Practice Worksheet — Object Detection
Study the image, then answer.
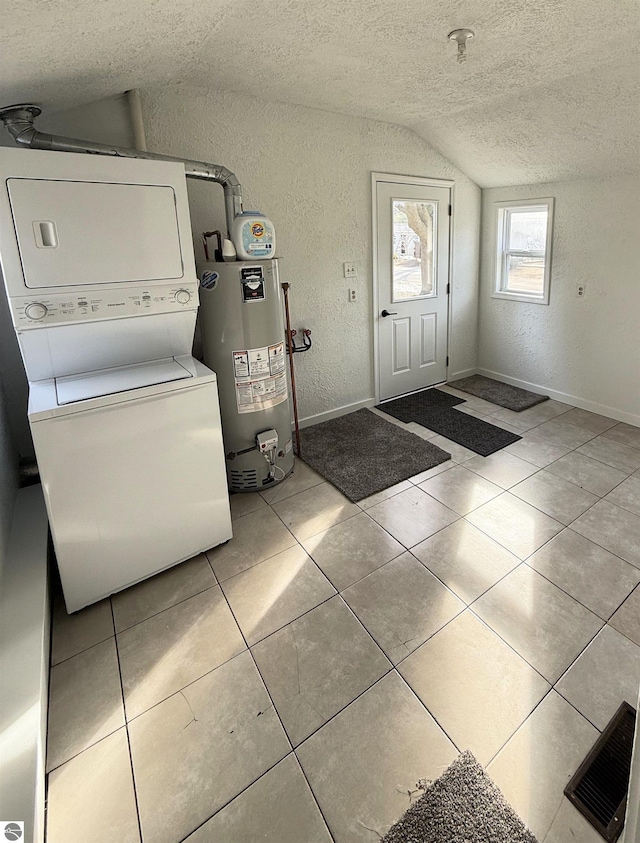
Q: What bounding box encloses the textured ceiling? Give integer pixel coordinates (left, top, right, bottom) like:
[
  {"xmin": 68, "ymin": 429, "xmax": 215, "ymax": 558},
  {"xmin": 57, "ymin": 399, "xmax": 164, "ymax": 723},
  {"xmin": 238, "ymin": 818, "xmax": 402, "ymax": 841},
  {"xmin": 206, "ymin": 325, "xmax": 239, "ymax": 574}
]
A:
[{"xmin": 2, "ymin": 0, "xmax": 638, "ymax": 186}]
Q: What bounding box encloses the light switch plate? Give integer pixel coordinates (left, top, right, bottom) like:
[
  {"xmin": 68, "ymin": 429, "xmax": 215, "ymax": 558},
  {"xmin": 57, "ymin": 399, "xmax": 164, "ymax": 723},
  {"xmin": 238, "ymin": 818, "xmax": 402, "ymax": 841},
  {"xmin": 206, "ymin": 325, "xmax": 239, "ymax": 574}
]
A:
[{"xmin": 343, "ymin": 262, "xmax": 357, "ymax": 278}]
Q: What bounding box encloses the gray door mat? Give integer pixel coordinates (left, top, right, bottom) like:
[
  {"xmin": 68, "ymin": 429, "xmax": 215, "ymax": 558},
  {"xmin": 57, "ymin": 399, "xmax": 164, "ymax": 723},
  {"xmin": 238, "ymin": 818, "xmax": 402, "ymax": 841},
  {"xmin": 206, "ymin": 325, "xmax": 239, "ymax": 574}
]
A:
[
  {"xmin": 410, "ymin": 407, "xmax": 521, "ymax": 456},
  {"xmin": 381, "ymin": 750, "xmax": 539, "ymax": 843},
  {"xmin": 375, "ymin": 388, "xmax": 465, "ymax": 423},
  {"xmin": 299, "ymin": 408, "xmax": 451, "ymax": 502},
  {"xmin": 449, "ymin": 374, "xmax": 549, "ymax": 412}
]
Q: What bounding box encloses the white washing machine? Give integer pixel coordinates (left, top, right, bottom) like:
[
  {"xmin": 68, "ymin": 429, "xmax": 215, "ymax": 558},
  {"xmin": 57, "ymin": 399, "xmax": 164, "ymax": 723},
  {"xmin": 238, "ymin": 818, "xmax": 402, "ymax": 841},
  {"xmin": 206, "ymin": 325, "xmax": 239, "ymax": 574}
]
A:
[{"xmin": 0, "ymin": 147, "xmax": 232, "ymax": 612}]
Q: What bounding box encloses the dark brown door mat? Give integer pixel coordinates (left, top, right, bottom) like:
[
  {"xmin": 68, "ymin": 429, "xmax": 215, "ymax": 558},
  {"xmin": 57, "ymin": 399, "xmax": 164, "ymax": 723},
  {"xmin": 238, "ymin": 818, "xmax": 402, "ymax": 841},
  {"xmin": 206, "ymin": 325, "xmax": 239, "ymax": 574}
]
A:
[
  {"xmin": 564, "ymin": 700, "xmax": 636, "ymax": 842},
  {"xmin": 299, "ymin": 408, "xmax": 451, "ymax": 502},
  {"xmin": 382, "ymin": 750, "xmax": 538, "ymax": 843},
  {"xmin": 408, "ymin": 407, "xmax": 521, "ymax": 456},
  {"xmin": 448, "ymin": 374, "xmax": 549, "ymax": 412},
  {"xmin": 375, "ymin": 388, "xmax": 465, "ymax": 423}
]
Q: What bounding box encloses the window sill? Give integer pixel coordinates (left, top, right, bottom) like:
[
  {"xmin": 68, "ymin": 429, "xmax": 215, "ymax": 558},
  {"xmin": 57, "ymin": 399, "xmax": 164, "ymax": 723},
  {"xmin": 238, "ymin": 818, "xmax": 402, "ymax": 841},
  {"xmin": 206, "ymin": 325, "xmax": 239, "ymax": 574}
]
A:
[{"xmin": 492, "ymin": 290, "xmax": 549, "ymax": 305}]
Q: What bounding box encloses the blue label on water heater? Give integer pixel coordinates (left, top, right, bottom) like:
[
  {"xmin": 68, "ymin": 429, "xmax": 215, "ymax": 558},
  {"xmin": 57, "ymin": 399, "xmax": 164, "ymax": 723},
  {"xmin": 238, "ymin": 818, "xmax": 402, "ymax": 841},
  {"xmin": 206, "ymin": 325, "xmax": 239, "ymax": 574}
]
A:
[{"xmin": 200, "ymin": 270, "xmax": 219, "ymax": 290}]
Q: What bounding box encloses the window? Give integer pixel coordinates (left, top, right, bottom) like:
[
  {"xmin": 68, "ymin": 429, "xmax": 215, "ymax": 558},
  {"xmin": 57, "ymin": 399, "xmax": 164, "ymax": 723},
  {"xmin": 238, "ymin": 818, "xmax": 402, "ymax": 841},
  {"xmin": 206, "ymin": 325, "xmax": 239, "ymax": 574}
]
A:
[{"xmin": 493, "ymin": 198, "xmax": 554, "ymax": 304}]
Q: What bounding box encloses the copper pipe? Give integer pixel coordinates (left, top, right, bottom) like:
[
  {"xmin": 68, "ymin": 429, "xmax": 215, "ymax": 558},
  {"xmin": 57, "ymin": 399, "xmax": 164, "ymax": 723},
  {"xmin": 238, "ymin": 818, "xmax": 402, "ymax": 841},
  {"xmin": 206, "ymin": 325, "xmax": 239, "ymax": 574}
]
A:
[{"xmin": 282, "ymin": 282, "xmax": 301, "ymax": 457}]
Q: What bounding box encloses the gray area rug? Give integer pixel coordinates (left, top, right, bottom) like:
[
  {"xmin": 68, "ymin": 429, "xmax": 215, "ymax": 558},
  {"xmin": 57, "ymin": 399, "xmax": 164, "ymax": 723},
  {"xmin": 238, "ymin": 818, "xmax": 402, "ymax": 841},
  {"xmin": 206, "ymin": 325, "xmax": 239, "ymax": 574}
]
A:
[
  {"xmin": 449, "ymin": 375, "xmax": 549, "ymax": 412},
  {"xmin": 299, "ymin": 409, "xmax": 451, "ymax": 502},
  {"xmin": 382, "ymin": 751, "xmax": 539, "ymax": 843},
  {"xmin": 375, "ymin": 388, "xmax": 465, "ymax": 423},
  {"xmin": 410, "ymin": 407, "xmax": 521, "ymax": 456}
]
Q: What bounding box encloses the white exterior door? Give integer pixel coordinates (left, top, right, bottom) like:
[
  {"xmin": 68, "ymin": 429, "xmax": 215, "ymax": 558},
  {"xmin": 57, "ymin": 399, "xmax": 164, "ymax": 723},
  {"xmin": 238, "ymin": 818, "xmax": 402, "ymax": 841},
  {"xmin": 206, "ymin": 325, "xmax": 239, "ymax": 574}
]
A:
[{"xmin": 374, "ymin": 175, "xmax": 451, "ymax": 401}]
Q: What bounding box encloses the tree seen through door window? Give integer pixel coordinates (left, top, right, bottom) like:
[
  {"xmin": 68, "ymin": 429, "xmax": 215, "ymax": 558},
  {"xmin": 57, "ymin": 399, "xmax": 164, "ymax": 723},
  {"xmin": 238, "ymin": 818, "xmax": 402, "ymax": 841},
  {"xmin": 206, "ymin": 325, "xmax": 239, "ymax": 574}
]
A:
[{"xmin": 392, "ymin": 200, "xmax": 436, "ymax": 299}]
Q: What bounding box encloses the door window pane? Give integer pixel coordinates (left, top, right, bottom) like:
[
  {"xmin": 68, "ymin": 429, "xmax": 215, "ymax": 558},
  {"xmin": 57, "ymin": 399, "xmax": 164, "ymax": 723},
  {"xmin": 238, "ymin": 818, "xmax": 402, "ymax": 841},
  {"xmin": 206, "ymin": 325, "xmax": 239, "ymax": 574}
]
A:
[{"xmin": 392, "ymin": 200, "xmax": 436, "ymax": 300}]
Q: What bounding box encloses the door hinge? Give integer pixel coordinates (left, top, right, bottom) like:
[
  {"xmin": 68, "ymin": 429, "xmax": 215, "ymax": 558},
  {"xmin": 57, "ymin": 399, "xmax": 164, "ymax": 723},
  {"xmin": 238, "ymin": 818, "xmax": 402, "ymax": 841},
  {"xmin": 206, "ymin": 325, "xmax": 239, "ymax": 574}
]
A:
[
  {"xmin": 446, "ymin": 355, "xmax": 449, "ymax": 366},
  {"xmin": 448, "ymin": 204, "xmax": 452, "ymax": 216},
  {"xmin": 446, "ymin": 282, "xmax": 450, "ymax": 295}
]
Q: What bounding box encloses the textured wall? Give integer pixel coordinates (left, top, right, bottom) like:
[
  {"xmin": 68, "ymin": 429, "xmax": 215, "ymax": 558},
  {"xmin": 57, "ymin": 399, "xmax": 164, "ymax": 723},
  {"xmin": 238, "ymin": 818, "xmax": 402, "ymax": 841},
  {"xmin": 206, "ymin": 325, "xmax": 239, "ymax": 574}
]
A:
[
  {"xmin": 479, "ymin": 176, "xmax": 640, "ymax": 422},
  {"xmin": 141, "ymin": 84, "xmax": 480, "ymax": 420}
]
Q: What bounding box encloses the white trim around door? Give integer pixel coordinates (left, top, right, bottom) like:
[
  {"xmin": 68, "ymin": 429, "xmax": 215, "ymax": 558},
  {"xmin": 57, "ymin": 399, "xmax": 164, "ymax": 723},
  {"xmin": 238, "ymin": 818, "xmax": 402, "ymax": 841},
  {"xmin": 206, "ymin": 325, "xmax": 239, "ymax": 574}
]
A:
[{"xmin": 372, "ymin": 172, "xmax": 454, "ymax": 403}]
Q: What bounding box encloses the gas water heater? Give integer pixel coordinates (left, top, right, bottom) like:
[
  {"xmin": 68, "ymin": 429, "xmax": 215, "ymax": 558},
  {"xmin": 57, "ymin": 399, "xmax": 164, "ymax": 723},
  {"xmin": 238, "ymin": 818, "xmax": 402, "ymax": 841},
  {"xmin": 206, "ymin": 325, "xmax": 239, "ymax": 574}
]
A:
[{"xmin": 198, "ymin": 258, "xmax": 294, "ymax": 491}]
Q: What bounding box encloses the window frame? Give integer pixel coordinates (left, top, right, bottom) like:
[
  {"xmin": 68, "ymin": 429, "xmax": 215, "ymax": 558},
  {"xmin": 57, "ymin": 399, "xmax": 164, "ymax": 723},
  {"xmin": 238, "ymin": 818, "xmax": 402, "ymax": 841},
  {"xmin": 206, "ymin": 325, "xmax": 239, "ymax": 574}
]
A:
[{"xmin": 492, "ymin": 197, "xmax": 554, "ymax": 305}]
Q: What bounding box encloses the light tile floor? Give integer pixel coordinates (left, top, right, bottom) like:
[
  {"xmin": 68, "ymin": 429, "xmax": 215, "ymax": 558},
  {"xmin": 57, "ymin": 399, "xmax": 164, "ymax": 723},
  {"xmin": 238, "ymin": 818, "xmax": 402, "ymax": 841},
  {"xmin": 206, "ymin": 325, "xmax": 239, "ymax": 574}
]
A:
[{"xmin": 46, "ymin": 399, "xmax": 640, "ymax": 843}]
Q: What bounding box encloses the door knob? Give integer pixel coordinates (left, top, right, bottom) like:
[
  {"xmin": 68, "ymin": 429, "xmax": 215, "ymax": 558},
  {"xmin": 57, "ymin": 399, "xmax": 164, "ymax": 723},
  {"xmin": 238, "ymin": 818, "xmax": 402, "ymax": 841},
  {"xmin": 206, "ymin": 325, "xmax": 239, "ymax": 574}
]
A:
[{"xmin": 381, "ymin": 309, "xmax": 398, "ymax": 317}]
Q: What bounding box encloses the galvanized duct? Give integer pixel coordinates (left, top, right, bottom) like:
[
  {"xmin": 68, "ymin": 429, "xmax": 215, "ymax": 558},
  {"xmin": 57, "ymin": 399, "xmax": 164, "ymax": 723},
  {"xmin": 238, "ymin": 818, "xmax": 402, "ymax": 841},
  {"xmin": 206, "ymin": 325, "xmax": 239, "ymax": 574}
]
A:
[{"xmin": 0, "ymin": 104, "xmax": 243, "ymax": 236}]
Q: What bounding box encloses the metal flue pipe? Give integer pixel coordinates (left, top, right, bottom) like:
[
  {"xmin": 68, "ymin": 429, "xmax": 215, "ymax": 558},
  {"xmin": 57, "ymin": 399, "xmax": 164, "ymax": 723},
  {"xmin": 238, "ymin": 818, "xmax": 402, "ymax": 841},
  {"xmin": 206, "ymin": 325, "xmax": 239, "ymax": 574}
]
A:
[{"xmin": 0, "ymin": 104, "xmax": 243, "ymax": 236}]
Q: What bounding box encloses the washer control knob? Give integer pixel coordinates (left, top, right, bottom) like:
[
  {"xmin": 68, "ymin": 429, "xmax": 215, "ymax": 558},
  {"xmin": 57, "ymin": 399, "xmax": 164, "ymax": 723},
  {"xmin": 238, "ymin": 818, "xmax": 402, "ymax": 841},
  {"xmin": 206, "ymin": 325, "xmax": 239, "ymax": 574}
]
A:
[
  {"xmin": 25, "ymin": 303, "xmax": 48, "ymax": 321},
  {"xmin": 175, "ymin": 289, "xmax": 191, "ymax": 304}
]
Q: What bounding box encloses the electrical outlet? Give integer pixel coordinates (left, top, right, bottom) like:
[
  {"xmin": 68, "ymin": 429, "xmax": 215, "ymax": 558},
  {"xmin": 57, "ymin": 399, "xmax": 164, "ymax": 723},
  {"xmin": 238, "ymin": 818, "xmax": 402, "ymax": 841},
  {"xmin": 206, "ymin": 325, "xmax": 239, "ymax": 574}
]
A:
[
  {"xmin": 577, "ymin": 283, "xmax": 586, "ymax": 298},
  {"xmin": 343, "ymin": 262, "xmax": 357, "ymax": 278},
  {"xmin": 348, "ymin": 288, "xmax": 357, "ymax": 302}
]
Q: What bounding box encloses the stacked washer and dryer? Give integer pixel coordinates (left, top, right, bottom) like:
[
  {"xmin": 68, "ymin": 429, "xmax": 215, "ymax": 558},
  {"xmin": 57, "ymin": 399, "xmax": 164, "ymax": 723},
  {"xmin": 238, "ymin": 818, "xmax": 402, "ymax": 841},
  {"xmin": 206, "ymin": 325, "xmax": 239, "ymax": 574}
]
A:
[{"xmin": 0, "ymin": 147, "xmax": 233, "ymax": 612}]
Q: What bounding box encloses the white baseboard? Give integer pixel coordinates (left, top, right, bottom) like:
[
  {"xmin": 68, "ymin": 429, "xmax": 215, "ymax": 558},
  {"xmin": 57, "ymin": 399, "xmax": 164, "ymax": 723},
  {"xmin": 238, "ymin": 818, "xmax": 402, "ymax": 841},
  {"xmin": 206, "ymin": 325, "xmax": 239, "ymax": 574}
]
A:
[
  {"xmin": 296, "ymin": 376, "xmax": 640, "ymax": 430},
  {"xmin": 477, "ymin": 368, "xmax": 640, "ymax": 427},
  {"xmin": 298, "ymin": 397, "xmax": 376, "ymax": 429},
  {"xmin": 448, "ymin": 367, "xmax": 477, "ymax": 381}
]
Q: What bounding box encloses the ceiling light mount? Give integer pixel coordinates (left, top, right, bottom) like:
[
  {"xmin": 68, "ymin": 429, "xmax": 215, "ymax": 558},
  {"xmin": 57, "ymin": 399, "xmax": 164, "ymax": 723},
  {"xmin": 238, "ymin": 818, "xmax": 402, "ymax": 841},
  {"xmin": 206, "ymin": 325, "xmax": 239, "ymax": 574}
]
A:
[{"xmin": 448, "ymin": 29, "xmax": 475, "ymax": 64}]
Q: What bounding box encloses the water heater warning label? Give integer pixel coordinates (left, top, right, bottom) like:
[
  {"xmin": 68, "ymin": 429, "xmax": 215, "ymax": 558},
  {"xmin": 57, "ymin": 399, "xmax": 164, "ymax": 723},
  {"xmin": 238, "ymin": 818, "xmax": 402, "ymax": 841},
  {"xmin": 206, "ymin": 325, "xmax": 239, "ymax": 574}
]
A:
[
  {"xmin": 233, "ymin": 343, "xmax": 288, "ymax": 413},
  {"xmin": 233, "ymin": 351, "xmax": 249, "ymax": 379},
  {"xmin": 269, "ymin": 342, "xmax": 285, "ymax": 375},
  {"xmin": 248, "ymin": 348, "xmax": 269, "ymax": 377}
]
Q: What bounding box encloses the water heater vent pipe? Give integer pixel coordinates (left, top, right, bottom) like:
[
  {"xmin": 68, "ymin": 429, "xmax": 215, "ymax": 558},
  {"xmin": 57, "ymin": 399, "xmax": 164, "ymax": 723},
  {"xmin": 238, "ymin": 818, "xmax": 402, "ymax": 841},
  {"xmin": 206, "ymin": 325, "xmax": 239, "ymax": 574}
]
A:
[{"xmin": 0, "ymin": 104, "xmax": 243, "ymax": 236}]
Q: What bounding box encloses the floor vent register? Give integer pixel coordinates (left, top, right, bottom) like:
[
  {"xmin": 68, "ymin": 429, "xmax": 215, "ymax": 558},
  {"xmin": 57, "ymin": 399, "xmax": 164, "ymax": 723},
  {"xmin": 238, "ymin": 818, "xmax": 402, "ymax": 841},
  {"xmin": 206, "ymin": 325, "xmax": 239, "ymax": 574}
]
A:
[{"xmin": 565, "ymin": 701, "xmax": 637, "ymax": 842}]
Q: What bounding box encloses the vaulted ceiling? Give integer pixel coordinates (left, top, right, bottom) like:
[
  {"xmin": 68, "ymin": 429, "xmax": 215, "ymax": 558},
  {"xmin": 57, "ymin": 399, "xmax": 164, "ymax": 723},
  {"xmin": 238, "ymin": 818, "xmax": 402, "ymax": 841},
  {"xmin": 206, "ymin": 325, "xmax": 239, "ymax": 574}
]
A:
[{"xmin": 2, "ymin": 0, "xmax": 638, "ymax": 186}]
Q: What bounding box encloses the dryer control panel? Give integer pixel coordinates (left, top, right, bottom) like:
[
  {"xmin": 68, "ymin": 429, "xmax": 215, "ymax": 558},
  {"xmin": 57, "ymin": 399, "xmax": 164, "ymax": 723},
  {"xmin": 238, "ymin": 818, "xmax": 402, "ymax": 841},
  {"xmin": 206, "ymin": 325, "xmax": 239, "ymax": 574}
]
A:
[{"xmin": 12, "ymin": 282, "xmax": 199, "ymax": 329}]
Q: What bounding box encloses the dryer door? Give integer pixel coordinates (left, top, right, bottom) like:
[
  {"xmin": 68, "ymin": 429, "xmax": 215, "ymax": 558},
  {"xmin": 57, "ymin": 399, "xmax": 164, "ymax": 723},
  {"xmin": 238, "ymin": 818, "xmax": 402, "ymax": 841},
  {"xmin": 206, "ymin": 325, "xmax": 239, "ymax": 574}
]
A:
[{"xmin": 7, "ymin": 178, "xmax": 184, "ymax": 288}]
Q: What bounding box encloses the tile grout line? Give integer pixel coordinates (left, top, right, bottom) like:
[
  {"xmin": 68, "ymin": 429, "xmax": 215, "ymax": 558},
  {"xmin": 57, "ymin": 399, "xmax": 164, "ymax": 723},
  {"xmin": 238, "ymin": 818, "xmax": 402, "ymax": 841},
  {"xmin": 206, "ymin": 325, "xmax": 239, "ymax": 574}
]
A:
[
  {"xmin": 164, "ymin": 586, "xmax": 304, "ymax": 842},
  {"xmin": 219, "ymin": 584, "xmax": 338, "ymax": 843},
  {"xmin": 48, "ymin": 626, "xmax": 116, "ymax": 668},
  {"xmin": 391, "ymin": 668, "xmax": 465, "ymax": 758},
  {"xmin": 435, "ymin": 450, "xmax": 640, "ymax": 727},
  {"xmin": 274, "ymin": 460, "xmax": 635, "ymax": 642},
  {"xmin": 410, "ymin": 545, "xmax": 519, "ymax": 612},
  {"xmin": 550, "ymin": 621, "xmax": 626, "ymax": 719},
  {"xmin": 113, "ymin": 580, "xmax": 219, "ymax": 638},
  {"xmin": 606, "ymin": 582, "xmax": 640, "ymax": 642},
  {"xmin": 463, "ymin": 569, "xmax": 606, "ymax": 689},
  {"xmin": 109, "ymin": 598, "xmax": 144, "ymax": 843},
  {"xmin": 519, "ymin": 555, "xmax": 635, "ymax": 623},
  {"xmin": 291, "ymin": 667, "xmax": 460, "ymax": 840},
  {"xmin": 448, "ymin": 581, "xmax": 555, "ymax": 687},
  {"xmin": 456, "ymin": 451, "xmax": 637, "ymax": 568},
  {"xmin": 483, "ymin": 685, "xmax": 557, "ymax": 769},
  {"xmin": 207, "ymin": 542, "xmax": 470, "ymax": 841}
]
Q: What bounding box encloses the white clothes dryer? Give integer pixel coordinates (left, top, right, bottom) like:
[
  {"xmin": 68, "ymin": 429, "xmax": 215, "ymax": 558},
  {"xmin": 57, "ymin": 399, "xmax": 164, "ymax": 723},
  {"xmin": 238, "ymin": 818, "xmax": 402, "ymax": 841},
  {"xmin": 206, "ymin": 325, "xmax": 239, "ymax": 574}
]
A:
[{"xmin": 0, "ymin": 148, "xmax": 232, "ymax": 612}]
